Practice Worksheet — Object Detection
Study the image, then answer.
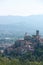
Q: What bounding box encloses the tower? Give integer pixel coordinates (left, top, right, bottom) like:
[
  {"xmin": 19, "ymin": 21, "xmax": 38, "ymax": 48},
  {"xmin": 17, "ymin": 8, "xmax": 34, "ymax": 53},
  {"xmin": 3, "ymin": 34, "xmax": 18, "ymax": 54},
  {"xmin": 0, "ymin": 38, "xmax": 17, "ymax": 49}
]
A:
[{"xmin": 36, "ymin": 30, "xmax": 39, "ymax": 36}]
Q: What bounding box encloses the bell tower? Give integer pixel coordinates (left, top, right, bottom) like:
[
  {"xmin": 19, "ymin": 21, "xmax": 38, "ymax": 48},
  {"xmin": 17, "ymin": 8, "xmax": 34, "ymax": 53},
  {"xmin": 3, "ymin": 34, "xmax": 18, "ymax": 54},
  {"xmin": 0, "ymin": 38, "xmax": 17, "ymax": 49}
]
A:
[{"xmin": 36, "ymin": 30, "xmax": 39, "ymax": 36}]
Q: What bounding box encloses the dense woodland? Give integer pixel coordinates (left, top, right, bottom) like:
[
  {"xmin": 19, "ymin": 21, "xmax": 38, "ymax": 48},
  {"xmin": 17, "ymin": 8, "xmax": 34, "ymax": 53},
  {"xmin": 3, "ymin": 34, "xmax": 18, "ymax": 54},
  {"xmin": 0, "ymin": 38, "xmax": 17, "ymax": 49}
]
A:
[{"xmin": 0, "ymin": 45, "xmax": 43, "ymax": 65}]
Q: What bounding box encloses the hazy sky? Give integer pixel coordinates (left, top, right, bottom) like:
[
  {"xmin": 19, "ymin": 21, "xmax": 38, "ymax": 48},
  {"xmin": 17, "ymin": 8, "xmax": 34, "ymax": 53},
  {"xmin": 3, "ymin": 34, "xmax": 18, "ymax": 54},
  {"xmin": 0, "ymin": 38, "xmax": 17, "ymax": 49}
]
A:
[{"xmin": 0, "ymin": 0, "xmax": 43, "ymax": 16}]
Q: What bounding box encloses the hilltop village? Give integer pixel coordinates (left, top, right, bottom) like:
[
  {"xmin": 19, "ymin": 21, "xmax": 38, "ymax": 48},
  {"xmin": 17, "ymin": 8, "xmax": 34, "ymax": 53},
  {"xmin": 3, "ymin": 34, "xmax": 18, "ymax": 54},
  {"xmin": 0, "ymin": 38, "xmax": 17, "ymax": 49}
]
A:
[{"xmin": 3, "ymin": 30, "xmax": 43, "ymax": 56}]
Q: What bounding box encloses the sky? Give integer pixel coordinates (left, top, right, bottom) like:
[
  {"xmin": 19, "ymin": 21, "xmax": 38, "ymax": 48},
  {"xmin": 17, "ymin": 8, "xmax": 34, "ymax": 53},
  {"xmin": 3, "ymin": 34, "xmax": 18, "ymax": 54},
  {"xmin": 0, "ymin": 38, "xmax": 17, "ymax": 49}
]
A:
[{"xmin": 0, "ymin": 0, "xmax": 43, "ymax": 16}]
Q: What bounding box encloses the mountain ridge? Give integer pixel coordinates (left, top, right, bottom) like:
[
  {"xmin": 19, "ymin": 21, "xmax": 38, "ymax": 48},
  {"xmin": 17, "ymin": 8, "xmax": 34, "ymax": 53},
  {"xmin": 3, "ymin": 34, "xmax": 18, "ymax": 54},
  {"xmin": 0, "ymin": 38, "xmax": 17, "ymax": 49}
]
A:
[{"xmin": 0, "ymin": 15, "xmax": 43, "ymax": 35}]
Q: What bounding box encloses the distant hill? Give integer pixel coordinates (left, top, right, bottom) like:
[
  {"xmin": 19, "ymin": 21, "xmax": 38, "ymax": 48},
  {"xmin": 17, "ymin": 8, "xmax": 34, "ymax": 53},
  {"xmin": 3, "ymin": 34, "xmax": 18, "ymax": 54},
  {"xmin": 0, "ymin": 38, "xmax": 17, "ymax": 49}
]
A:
[{"xmin": 0, "ymin": 15, "xmax": 43, "ymax": 35}]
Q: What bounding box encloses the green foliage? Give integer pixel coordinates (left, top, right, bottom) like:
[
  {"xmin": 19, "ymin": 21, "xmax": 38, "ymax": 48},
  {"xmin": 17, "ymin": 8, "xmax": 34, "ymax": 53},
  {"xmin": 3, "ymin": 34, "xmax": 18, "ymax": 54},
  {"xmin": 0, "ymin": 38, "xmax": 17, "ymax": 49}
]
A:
[
  {"xmin": 0, "ymin": 56, "xmax": 43, "ymax": 65},
  {"xmin": 0, "ymin": 45, "xmax": 43, "ymax": 65}
]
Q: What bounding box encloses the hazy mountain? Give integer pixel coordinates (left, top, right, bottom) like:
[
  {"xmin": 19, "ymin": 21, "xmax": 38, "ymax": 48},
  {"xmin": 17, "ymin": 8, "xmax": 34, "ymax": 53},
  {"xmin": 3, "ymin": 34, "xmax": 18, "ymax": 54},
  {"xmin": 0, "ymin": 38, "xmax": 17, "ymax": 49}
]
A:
[{"xmin": 0, "ymin": 15, "xmax": 43, "ymax": 35}]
